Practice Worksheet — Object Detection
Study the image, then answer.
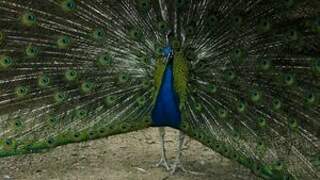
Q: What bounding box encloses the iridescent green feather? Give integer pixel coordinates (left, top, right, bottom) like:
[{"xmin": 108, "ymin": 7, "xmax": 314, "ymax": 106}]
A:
[
  {"xmin": 152, "ymin": 58, "xmax": 166, "ymax": 104},
  {"xmin": 173, "ymin": 52, "xmax": 189, "ymax": 110}
]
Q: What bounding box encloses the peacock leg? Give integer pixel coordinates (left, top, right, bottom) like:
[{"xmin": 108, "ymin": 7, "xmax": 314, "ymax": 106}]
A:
[
  {"xmin": 155, "ymin": 127, "xmax": 171, "ymax": 171},
  {"xmin": 170, "ymin": 131, "xmax": 205, "ymax": 175}
]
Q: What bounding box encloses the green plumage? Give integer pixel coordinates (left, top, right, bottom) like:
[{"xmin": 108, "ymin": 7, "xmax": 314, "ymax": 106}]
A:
[
  {"xmin": 153, "ymin": 57, "xmax": 166, "ymax": 104},
  {"xmin": 0, "ymin": 0, "xmax": 319, "ymax": 179},
  {"xmin": 173, "ymin": 52, "xmax": 189, "ymax": 110}
]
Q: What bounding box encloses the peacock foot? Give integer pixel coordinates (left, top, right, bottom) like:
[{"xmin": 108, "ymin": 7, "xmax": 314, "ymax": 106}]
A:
[
  {"xmin": 170, "ymin": 159, "xmax": 205, "ymax": 176},
  {"xmin": 155, "ymin": 156, "xmax": 171, "ymax": 171}
]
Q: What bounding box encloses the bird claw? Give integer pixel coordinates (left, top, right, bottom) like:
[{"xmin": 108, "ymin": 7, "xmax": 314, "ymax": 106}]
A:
[
  {"xmin": 170, "ymin": 160, "xmax": 205, "ymax": 176},
  {"xmin": 155, "ymin": 157, "xmax": 171, "ymax": 171},
  {"xmin": 170, "ymin": 161, "xmax": 185, "ymax": 175}
]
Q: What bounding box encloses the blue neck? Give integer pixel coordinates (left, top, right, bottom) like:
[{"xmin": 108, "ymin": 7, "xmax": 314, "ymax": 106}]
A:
[{"xmin": 151, "ymin": 63, "xmax": 182, "ymax": 129}]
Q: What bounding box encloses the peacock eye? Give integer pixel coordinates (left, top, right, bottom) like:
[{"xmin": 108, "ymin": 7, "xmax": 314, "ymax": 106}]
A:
[
  {"xmin": 50, "ymin": 118, "xmax": 56, "ymax": 123},
  {"xmin": 47, "ymin": 139, "xmax": 54, "ymax": 144},
  {"xmin": 208, "ymin": 84, "xmax": 217, "ymax": 93},
  {"xmin": 57, "ymin": 36, "xmax": 72, "ymax": 48},
  {"xmin": 187, "ymin": 27, "xmax": 193, "ymax": 34},
  {"xmin": 195, "ymin": 103, "xmax": 202, "ymax": 111},
  {"xmin": 118, "ymin": 73, "xmax": 129, "ymax": 83},
  {"xmin": 142, "ymin": 80, "xmax": 150, "ymax": 88},
  {"xmin": 176, "ymin": 0, "xmax": 184, "ymax": 6},
  {"xmin": 284, "ymin": 0, "xmax": 295, "ymax": 7},
  {"xmin": 54, "ymin": 92, "xmax": 67, "ymax": 103},
  {"xmin": 129, "ymin": 28, "xmax": 144, "ymax": 41},
  {"xmin": 239, "ymin": 103, "xmax": 244, "ymax": 108},
  {"xmin": 65, "ymin": 69, "xmax": 78, "ymax": 81},
  {"xmin": 26, "ymin": 45, "xmax": 39, "ymax": 58},
  {"xmin": 39, "ymin": 76, "xmax": 50, "ymax": 87},
  {"xmin": 28, "ymin": 15, "xmax": 34, "ymax": 20},
  {"xmin": 5, "ymin": 139, "xmax": 12, "ymax": 145},
  {"xmin": 81, "ymin": 82, "xmax": 94, "ymax": 93},
  {"xmin": 157, "ymin": 21, "xmax": 169, "ymax": 33},
  {"xmin": 4, "ymin": 58, "xmax": 11, "ymax": 64},
  {"xmin": 99, "ymin": 129, "xmax": 105, "ymax": 134},
  {"xmin": 61, "ymin": 0, "xmax": 77, "ymax": 12},
  {"xmin": 262, "ymin": 61, "xmax": 267, "ymax": 65},
  {"xmin": 67, "ymin": 2, "xmax": 74, "ymax": 8},
  {"xmin": 105, "ymin": 95, "xmax": 116, "ymax": 106},
  {"xmin": 263, "ymin": 22, "xmax": 268, "ymax": 26},
  {"xmin": 21, "ymin": 12, "xmax": 37, "ymax": 26},
  {"xmin": 287, "ymin": 30, "xmax": 299, "ymax": 41},
  {"xmin": 92, "ymin": 28, "xmax": 106, "ymax": 40},
  {"xmin": 286, "ymin": 76, "xmax": 291, "ymax": 81},
  {"xmin": 290, "ymin": 31, "xmax": 295, "ymax": 36},
  {"xmin": 209, "ymin": 16, "xmax": 217, "ymax": 23}
]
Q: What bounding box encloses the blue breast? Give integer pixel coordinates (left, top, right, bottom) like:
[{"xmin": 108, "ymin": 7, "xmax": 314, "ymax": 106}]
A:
[{"xmin": 151, "ymin": 46, "xmax": 182, "ymax": 129}]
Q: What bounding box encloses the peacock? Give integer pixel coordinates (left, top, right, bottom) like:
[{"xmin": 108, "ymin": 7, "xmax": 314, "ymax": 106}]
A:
[{"xmin": 0, "ymin": 0, "xmax": 320, "ymax": 179}]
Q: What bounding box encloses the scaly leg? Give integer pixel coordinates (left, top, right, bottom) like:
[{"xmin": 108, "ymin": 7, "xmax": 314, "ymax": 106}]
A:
[
  {"xmin": 155, "ymin": 127, "xmax": 171, "ymax": 171},
  {"xmin": 170, "ymin": 131, "xmax": 205, "ymax": 175}
]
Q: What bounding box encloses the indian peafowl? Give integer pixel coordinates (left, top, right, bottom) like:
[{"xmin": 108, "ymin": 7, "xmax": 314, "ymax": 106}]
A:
[{"xmin": 0, "ymin": 0, "xmax": 320, "ymax": 179}]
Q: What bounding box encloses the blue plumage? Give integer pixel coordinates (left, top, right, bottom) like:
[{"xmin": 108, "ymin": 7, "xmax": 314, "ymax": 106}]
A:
[{"xmin": 151, "ymin": 46, "xmax": 182, "ymax": 128}]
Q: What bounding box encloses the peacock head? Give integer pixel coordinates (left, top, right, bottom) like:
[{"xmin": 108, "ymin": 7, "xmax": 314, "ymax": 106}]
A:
[
  {"xmin": 163, "ymin": 30, "xmax": 174, "ymax": 62},
  {"xmin": 163, "ymin": 46, "xmax": 173, "ymax": 60}
]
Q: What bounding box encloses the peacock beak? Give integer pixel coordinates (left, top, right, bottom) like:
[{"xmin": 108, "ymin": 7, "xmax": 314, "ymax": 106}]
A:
[{"xmin": 162, "ymin": 46, "xmax": 174, "ymax": 64}]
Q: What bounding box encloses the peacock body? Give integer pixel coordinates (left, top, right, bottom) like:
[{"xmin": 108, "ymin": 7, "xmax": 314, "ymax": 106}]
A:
[{"xmin": 0, "ymin": 0, "xmax": 320, "ymax": 179}]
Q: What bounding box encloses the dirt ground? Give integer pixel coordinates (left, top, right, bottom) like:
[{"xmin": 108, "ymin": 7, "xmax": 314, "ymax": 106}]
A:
[{"xmin": 0, "ymin": 128, "xmax": 259, "ymax": 180}]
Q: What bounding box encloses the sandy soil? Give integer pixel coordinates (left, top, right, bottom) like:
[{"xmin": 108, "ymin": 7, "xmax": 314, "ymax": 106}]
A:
[{"xmin": 0, "ymin": 128, "xmax": 259, "ymax": 180}]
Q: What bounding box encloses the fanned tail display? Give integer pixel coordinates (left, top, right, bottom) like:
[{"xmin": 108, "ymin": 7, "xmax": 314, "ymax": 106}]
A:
[{"xmin": 0, "ymin": 0, "xmax": 319, "ymax": 179}]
